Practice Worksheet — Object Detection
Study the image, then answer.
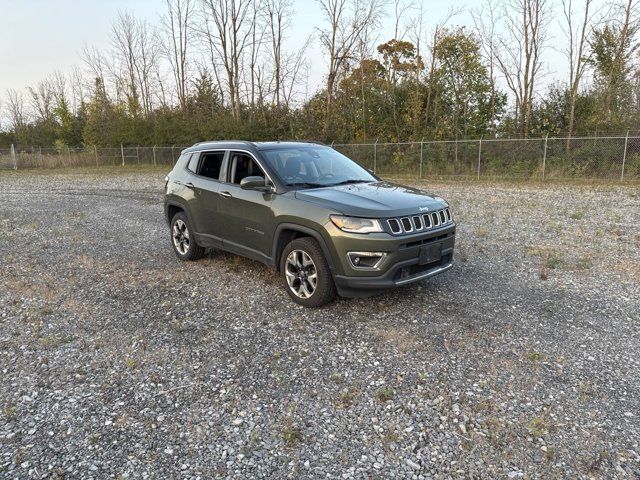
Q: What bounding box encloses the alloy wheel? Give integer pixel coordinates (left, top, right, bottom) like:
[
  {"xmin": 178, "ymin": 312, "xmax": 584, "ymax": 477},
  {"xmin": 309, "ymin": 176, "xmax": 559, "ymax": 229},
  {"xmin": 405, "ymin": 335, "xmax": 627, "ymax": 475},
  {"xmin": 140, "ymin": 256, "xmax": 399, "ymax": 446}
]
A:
[
  {"xmin": 172, "ymin": 219, "xmax": 190, "ymax": 255},
  {"xmin": 285, "ymin": 249, "xmax": 318, "ymax": 298}
]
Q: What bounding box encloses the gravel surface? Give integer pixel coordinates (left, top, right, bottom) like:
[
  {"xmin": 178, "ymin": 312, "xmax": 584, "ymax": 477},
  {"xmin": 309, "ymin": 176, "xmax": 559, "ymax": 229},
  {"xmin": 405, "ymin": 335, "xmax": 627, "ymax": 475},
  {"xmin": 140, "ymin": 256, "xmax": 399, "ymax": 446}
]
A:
[{"xmin": 1, "ymin": 168, "xmax": 639, "ymax": 479}]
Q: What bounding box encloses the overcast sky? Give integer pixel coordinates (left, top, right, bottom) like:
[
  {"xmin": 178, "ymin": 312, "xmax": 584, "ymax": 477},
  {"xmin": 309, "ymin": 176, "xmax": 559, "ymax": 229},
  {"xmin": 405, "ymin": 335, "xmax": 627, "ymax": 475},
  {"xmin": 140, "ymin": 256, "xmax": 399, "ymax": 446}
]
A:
[{"xmin": 0, "ymin": 0, "xmax": 574, "ymax": 104}]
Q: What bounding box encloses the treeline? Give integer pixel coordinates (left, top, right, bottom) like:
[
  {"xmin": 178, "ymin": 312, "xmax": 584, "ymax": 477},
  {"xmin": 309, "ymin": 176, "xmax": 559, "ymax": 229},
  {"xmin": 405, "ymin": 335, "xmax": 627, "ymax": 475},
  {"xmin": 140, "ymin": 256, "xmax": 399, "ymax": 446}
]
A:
[{"xmin": 1, "ymin": 0, "xmax": 639, "ymax": 149}]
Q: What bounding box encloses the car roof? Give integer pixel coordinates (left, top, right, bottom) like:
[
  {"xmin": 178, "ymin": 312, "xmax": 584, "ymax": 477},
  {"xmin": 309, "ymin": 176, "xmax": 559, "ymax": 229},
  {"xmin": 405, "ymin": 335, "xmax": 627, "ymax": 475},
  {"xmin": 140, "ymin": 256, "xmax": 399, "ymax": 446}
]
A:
[{"xmin": 183, "ymin": 140, "xmax": 326, "ymax": 153}]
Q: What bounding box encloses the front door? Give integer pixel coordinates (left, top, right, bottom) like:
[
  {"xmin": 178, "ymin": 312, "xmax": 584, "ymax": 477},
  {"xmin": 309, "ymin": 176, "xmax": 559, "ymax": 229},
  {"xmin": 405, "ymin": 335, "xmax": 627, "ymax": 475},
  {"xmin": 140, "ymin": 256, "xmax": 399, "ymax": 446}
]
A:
[{"xmin": 217, "ymin": 152, "xmax": 275, "ymax": 261}]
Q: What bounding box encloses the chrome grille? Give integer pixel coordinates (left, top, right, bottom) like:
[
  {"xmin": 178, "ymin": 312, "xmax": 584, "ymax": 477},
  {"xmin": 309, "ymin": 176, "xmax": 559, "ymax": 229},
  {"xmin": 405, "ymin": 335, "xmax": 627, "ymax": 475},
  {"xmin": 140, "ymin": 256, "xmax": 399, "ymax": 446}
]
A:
[
  {"xmin": 388, "ymin": 218, "xmax": 402, "ymax": 234},
  {"xmin": 386, "ymin": 207, "xmax": 452, "ymax": 235}
]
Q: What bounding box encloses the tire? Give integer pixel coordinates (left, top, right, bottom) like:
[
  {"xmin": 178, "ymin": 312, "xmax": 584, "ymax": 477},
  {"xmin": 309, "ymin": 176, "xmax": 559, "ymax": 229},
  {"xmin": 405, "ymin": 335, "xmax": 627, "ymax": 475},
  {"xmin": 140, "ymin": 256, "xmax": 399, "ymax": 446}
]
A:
[
  {"xmin": 280, "ymin": 237, "xmax": 336, "ymax": 307},
  {"xmin": 170, "ymin": 211, "xmax": 205, "ymax": 261}
]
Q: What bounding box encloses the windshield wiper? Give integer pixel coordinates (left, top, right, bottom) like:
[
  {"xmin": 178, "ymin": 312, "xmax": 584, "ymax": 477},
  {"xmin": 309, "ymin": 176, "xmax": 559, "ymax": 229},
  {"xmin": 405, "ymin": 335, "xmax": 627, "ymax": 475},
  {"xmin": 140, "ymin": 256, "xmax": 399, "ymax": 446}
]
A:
[
  {"xmin": 330, "ymin": 179, "xmax": 370, "ymax": 186},
  {"xmin": 286, "ymin": 182, "xmax": 325, "ymax": 188}
]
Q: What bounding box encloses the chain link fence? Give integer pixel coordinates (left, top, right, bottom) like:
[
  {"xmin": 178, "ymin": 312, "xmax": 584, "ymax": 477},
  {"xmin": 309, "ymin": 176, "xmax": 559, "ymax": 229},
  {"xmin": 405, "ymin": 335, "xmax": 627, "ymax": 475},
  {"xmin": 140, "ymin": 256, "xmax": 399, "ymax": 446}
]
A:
[
  {"xmin": 0, "ymin": 145, "xmax": 185, "ymax": 170},
  {"xmin": 1, "ymin": 134, "xmax": 639, "ymax": 181},
  {"xmin": 333, "ymin": 134, "xmax": 640, "ymax": 181}
]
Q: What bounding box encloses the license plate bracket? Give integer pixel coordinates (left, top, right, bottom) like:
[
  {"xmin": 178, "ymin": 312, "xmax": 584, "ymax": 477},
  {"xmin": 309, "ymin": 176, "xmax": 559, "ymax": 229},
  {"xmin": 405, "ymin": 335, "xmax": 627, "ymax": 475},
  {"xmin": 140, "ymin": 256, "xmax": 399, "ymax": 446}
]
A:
[{"xmin": 418, "ymin": 243, "xmax": 442, "ymax": 265}]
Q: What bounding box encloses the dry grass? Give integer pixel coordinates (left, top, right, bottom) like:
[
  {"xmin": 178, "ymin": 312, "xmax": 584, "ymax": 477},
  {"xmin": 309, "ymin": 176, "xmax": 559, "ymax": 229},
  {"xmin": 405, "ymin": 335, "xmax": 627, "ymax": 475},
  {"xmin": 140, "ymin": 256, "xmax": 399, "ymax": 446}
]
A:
[
  {"xmin": 1, "ymin": 277, "xmax": 59, "ymax": 303},
  {"xmin": 611, "ymin": 261, "xmax": 640, "ymax": 283},
  {"xmin": 371, "ymin": 326, "xmax": 418, "ymax": 354}
]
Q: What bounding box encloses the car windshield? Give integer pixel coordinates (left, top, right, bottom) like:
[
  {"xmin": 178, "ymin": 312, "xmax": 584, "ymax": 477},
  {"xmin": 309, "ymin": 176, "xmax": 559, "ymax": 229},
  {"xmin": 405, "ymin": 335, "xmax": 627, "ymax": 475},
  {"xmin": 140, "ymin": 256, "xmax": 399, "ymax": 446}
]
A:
[{"xmin": 260, "ymin": 146, "xmax": 376, "ymax": 187}]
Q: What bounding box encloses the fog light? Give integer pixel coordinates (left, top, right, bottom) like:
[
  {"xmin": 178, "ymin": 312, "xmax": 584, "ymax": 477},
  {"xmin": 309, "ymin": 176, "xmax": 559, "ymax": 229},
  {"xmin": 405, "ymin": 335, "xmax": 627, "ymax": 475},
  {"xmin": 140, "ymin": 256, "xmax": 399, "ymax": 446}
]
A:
[{"xmin": 347, "ymin": 251, "xmax": 386, "ymax": 269}]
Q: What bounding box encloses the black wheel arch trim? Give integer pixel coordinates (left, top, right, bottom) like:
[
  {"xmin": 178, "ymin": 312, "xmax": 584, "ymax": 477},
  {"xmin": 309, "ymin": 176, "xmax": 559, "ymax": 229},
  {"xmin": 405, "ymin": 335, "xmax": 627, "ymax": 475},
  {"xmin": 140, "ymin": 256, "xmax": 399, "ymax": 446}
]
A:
[
  {"xmin": 273, "ymin": 223, "xmax": 336, "ymax": 273},
  {"xmin": 164, "ymin": 199, "xmax": 193, "ymax": 226}
]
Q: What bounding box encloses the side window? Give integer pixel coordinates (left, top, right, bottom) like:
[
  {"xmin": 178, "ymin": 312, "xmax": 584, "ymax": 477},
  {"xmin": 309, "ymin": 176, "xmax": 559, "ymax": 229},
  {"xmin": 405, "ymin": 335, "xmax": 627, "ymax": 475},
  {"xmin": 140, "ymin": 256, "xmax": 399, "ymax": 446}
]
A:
[
  {"xmin": 187, "ymin": 154, "xmax": 199, "ymax": 172},
  {"xmin": 229, "ymin": 153, "xmax": 262, "ymax": 184},
  {"xmin": 178, "ymin": 153, "xmax": 192, "ymax": 168},
  {"xmin": 197, "ymin": 152, "xmax": 225, "ymax": 180}
]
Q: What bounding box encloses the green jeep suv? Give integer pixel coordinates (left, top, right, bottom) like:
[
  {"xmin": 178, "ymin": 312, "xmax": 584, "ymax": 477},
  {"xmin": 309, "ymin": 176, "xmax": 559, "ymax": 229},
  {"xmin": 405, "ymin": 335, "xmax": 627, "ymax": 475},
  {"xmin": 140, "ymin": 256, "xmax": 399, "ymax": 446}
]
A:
[{"xmin": 164, "ymin": 141, "xmax": 455, "ymax": 307}]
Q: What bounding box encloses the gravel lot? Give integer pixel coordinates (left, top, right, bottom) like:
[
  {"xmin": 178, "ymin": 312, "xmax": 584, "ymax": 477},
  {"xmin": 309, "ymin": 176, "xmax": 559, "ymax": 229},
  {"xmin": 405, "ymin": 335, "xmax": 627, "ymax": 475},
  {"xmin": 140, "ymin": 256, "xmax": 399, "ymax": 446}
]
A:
[{"xmin": 1, "ymin": 168, "xmax": 639, "ymax": 479}]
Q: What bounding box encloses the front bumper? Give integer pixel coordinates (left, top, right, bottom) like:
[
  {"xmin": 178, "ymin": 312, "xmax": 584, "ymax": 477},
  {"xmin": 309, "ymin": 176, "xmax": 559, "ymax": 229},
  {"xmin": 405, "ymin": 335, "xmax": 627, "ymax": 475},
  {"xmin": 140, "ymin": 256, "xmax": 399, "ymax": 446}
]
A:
[{"xmin": 328, "ymin": 223, "xmax": 456, "ymax": 297}]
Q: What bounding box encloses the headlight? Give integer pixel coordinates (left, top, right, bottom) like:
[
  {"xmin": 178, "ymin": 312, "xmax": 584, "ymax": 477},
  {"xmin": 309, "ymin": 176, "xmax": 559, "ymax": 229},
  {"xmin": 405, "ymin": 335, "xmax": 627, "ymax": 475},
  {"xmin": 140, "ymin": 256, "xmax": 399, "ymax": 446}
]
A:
[{"xmin": 330, "ymin": 215, "xmax": 383, "ymax": 233}]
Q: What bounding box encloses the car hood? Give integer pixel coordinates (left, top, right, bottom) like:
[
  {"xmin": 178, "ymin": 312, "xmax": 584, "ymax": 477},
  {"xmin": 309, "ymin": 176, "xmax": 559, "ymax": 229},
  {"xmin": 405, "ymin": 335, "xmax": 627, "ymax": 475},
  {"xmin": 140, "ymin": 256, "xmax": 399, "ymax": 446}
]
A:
[{"xmin": 294, "ymin": 181, "xmax": 448, "ymax": 217}]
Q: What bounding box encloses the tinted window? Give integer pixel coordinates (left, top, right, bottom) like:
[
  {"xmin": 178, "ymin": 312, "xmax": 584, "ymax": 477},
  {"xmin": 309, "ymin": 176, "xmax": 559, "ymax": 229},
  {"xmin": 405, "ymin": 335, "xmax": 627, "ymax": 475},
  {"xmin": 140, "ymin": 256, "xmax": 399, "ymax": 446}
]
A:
[
  {"xmin": 261, "ymin": 146, "xmax": 375, "ymax": 186},
  {"xmin": 229, "ymin": 153, "xmax": 263, "ymax": 184},
  {"xmin": 197, "ymin": 152, "xmax": 225, "ymax": 180}
]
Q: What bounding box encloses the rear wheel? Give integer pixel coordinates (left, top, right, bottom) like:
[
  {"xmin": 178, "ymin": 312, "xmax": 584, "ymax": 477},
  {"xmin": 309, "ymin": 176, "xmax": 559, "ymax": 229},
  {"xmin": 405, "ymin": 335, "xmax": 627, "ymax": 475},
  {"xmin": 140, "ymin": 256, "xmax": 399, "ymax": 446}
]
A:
[
  {"xmin": 170, "ymin": 212, "xmax": 205, "ymax": 261},
  {"xmin": 280, "ymin": 237, "xmax": 336, "ymax": 307}
]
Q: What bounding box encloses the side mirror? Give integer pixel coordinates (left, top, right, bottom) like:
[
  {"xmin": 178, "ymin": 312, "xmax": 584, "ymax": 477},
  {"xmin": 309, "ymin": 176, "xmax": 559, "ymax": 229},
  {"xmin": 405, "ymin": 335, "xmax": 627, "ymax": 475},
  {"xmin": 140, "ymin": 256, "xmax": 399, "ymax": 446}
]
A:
[{"xmin": 240, "ymin": 175, "xmax": 269, "ymax": 191}]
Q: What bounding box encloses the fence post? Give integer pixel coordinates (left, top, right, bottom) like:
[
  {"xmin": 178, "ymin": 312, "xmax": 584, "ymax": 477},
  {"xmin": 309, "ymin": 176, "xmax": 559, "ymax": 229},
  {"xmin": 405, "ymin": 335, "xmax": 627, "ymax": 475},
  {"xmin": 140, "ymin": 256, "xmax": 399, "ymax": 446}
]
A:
[
  {"xmin": 136, "ymin": 146, "xmax": 140, "ymax": 165},
  {"xmin": 121, "ymin": 143, "xmax": 125, "ymax": 166},
  {"xmin": 374, "ymin": 139, "xmax": 378, "ymax": 174},
  {"xmin": 10, "ymin": 144, "xmax": 17, "ymax": 170},
  {"xmin": 621, "ymin": 130, "xmax": 629, "ymax": 182},
  {"xmin": 172, "ymin": 146, "xmax": 176, "ymax": 165},
  {"xmin": 477, "ymin": 135, "xmax": 483, "ymax": 180},
  {"xmin": 94, "ymin": 145, "xmax": 99, "ymax": 167},
  {"xmin": 39, "ymin": 146, "xmax": 44, "ymax": 169},
  {"xmin": 542, "ymin": 134, "xmax": 549, "ymax": 181},
  {"xmin": 67, "ymin": 145, "xmax": 72, "ymax": 165},
  {"xmin": 419, "ymin": 137, "xmax": 425, "ymax": 179},
  {"xmin": 152, "ymin": 146, "xmax": 157, "ymax": 166}
]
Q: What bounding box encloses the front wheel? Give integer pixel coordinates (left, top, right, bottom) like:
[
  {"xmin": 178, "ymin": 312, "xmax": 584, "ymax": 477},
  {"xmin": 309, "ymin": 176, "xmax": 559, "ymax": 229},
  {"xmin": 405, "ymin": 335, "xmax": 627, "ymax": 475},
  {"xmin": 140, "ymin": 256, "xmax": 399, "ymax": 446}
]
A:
[
  {"xmin": 170, "ymin": 212, "xmax": 205, "ymax": 261},
  {"xmin": 280, "ymin": 237, "xmax": 336, "ymax": 307}
]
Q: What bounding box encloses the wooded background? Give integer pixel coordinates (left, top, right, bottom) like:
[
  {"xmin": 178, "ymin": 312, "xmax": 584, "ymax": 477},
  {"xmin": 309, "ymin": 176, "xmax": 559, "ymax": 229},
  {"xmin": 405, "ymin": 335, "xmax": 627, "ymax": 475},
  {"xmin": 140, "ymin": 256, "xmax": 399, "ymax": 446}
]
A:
[{"xmin": 1, "ymin": 0, "xmax": 638, "ymax": 149}]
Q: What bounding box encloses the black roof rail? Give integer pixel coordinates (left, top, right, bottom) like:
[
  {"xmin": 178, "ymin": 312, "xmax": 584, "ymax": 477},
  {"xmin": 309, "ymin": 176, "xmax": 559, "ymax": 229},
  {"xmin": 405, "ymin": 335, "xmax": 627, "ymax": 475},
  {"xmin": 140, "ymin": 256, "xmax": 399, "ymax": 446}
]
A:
[
  {"xmin": 190, "ymin": 140, "xmax": 256, "ymax": 147},
  {"xmin": 256, "ymin": 139, "xmax": 326, "ymax": 146},
  {"xmin": 190, "ymin": 140, "xmax": 331, "ymax": 148}
]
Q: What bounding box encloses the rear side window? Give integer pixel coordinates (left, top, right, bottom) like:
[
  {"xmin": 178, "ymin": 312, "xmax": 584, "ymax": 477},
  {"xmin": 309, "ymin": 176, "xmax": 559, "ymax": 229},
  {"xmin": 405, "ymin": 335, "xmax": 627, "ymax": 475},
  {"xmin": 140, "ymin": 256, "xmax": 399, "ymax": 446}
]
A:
[
  {"xmin": 177, "ymin": 153, "xmax": 192, "ymax": 168},
  {"xmin": 197, "ymin": 152, "xmax": 225, "ymax": 180},
  {"xmin": 187, "ymin": 154, "xmax": 199, "ymax": 172}
]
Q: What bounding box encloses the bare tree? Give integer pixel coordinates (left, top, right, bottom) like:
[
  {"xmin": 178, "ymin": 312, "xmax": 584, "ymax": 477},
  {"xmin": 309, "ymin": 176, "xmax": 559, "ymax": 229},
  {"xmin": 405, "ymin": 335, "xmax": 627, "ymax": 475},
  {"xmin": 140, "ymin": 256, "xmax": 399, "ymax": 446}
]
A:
[
  {"xmin": 393, "ymin": 0, "xmax": 416, "ymax": 40},
  {"xmin": 249, "ymin": 0, "xmax": 267, "ymax": 111},
  {"xmin": 473, "ymin": 1, "xmax": 501, "ymax": 133},
  {"xmin": 110, "ymin": 12, "xmax": 161, "ymax": 115},
  {"xmin": 562, "ymin": 0, "xmax": 596, "ymax": 143},
  {"xmin": 200, "ymin": 0, "xmax": 253, "ymax": 120},
  {"xmin": 316, "ymin": 0, "xmax": 386, "ymax": 123},
  {"xmin": 49, "ymin": 71, "xmax": 69, "ymax": 109},
  {"xmin": 280, "ymin": 37, "xmax": 312, "ymax": 108},
  {"xmin": 162, "ymin": 0, "xmax": 194, "ymax": 110},
  {"xmin": 135, "ymin": 20, "xmax": 161, "ymax": 115},
  {"xmin": 5, "ymin": 89, "xmax": 27, "ymax": 130},
  {"xmin": 81, "ymin": 44, "xmax": 109, "ymax": 96},
  {"xmin": 495, "ymin": 0, "xmax": 551, "ymax": 136},
  {"xmin": 264, "ymin": 0, "xmax": 293, "ymax": 107},
  {"xmin": 69, "ymin": 66, "xmax": 86, "ymax": 115},
  {"xmin": 110, "ymin": 11, "xmax": 142, "ymax": 112},
  {"xmin": 27, "ymin": 80, "xmax": 54, "ymax": 123}
]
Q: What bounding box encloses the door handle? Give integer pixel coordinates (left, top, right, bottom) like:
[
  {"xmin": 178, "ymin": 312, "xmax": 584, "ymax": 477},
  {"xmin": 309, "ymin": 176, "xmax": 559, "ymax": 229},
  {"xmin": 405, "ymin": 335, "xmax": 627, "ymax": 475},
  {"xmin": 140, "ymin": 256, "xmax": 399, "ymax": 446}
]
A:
[
  {"xmin": 220, "ymin": 191, "xmax": 232, "ymax": 198},
  {"xmin": 185, "ymin": 182, "xmax": 195, "ymax": 189}
]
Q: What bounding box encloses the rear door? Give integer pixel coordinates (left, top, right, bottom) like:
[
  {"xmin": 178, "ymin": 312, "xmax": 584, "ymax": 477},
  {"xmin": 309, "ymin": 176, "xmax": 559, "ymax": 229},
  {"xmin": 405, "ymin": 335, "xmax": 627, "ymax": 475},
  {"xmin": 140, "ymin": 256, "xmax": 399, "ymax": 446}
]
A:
[
  {"xmin": 186, "ymin": 150, "xmax": 226, "ymax": 245},
  {"xmin": 217, "ymin": 151, "xmax": 276, "ymax": 260}
]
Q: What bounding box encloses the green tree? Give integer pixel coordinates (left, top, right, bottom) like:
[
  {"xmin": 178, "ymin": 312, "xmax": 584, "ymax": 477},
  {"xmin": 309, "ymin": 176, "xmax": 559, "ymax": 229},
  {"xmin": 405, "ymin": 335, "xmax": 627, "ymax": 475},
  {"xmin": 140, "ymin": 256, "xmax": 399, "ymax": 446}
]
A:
[
  {"xmin": 377, "ymin": 39, "xmax": 424, "ymax": 140},
  {"xmin": 589, "ymin": 20, "xmax": 639, "ymax": 129},
  {"xmin": 431, "ymin": 28, "xmax": 505, "ymax": 138}
]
